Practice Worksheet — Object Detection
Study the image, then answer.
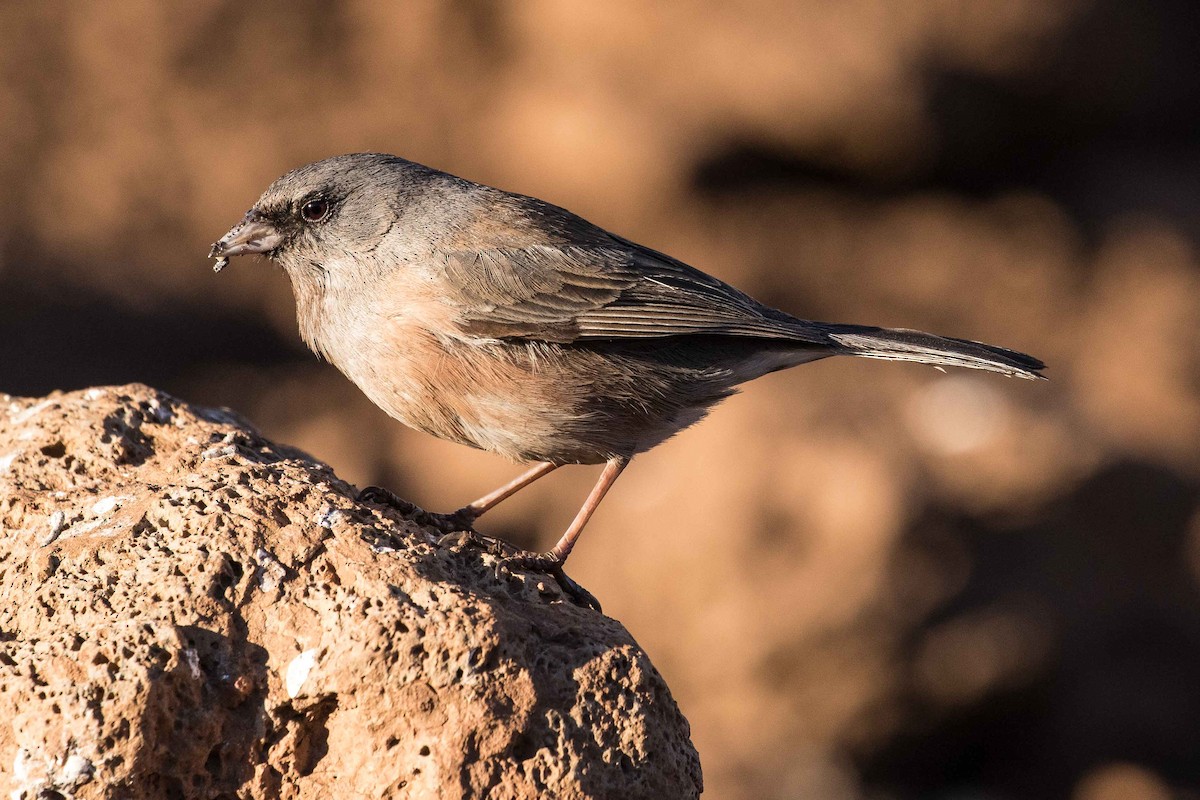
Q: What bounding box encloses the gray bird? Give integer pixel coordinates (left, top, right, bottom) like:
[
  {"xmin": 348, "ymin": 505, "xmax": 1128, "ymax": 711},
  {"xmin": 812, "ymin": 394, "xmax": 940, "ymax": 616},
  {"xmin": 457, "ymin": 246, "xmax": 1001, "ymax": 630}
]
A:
[{"xmin": 211, "ymin": 153, "xmax": 1043, "ymax": 609}]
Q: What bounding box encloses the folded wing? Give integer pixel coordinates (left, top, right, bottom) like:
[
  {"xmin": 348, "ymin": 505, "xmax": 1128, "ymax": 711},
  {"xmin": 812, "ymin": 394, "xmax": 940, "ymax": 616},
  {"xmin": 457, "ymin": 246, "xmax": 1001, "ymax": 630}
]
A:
[
  {"xmin": 438, "ymin": 240, "xmax": 1045, "ymax": 379},
  {"xmin": 442, "ymin": 242, "xmax": 822, "ymax": 343}
]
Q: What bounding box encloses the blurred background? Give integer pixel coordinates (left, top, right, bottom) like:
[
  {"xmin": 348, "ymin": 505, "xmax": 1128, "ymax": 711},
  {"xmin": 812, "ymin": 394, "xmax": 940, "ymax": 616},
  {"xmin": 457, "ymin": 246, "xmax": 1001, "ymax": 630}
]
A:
[{"xmin": 3, "ymin": 2, "xmax": 1200, "ymax": 798}]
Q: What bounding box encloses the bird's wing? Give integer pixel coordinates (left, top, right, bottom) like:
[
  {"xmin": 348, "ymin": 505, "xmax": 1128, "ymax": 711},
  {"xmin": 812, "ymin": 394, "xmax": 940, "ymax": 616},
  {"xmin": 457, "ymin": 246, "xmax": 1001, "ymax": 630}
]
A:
[
  {"xmin": 436, "ymin": 241, "xmax": 1045, "ymax": 379},
  {"xmin": 440, "ymin": 242, "xmax": 821, "ymax": 344}
]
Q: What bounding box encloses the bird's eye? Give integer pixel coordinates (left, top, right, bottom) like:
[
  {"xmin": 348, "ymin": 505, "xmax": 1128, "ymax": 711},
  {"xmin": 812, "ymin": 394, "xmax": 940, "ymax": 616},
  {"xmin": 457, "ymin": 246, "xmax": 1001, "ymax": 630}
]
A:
[{"xmin": 300, "ymin": 198, "xmax": 330, "ymax": 223}]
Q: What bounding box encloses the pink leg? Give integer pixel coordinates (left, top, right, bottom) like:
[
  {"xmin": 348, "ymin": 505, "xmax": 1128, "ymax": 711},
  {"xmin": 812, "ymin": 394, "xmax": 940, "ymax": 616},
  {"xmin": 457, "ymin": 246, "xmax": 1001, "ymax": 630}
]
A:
[
  {"xmin": 547, "ymin": 456, "xmax": 629, "ymax": 564},
  {"xmin": 497, "ymin": 457, "xmax": 630, "ymax": 612},
  {"xmin": 359, "ymin": 462, "xmax": 557, "ymax": 534},
  {"xmin": 457, "ymin": 461, "xmax": 558, "ymax": 521}
]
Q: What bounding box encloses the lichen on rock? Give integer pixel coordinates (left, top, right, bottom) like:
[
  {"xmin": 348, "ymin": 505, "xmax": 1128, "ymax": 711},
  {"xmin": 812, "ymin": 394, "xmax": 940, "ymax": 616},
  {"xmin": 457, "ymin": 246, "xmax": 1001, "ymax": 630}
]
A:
[{"xmin": 0, "ymin": 384, "xmax": 701, "ymax": 799}]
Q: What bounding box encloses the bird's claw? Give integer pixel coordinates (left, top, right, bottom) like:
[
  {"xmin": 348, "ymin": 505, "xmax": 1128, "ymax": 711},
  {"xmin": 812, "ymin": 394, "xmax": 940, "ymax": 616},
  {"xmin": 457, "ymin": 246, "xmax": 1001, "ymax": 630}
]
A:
[
  {"xmin": 357, "ymin": 486, "xmax": 600, "ymax": 611},
  {"xmin": 357, "ymin": 486, "xmax": 478, "ymax": 535},
  {"xmin": 437, "ymin": 529, "xmax": 507, "ymax": 556},
  {"xmin": 499, "ymin": 551, "xmax": 602, "ymax": 613},
  {"xmin": 357, "ymin": 485, "xmax": 420, "ymax": 515}
]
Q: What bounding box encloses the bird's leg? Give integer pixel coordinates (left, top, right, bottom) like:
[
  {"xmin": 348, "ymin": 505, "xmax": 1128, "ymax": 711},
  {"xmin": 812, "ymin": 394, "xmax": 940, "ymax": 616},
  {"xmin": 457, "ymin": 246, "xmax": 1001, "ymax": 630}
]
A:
[
  {"xmin": 456, "ymin": 461, "xmax": 559, "ymax": 525},
  {"xmin": 502, "ymin": 457, "xmax": 629, "ymax": 611},
  {"xmin": 514, "ymin": 457, "xmax": 628, "ymax": 567},
  {"xmin": 358, "ymin": 462, "xmax": 558, "ymax": 537},
  {"xmin": 432, "ymin": 462, "xmax": 560, "ymax": 552}
]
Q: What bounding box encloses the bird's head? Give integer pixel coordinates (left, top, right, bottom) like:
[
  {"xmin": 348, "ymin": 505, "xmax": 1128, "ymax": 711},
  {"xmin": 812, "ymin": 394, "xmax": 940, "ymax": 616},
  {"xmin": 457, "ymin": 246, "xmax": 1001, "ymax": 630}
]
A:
[{"xmin": 209, "ymin": 153, "xmax": 432, "ymax": 285}]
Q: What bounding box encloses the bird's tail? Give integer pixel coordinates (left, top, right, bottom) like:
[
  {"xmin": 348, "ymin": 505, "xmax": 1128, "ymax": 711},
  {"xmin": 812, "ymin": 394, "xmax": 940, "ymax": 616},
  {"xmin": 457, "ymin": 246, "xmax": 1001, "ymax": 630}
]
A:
[{"xmin": 819, "ymin": 324, "xmax": 1045, "ymax": 379}]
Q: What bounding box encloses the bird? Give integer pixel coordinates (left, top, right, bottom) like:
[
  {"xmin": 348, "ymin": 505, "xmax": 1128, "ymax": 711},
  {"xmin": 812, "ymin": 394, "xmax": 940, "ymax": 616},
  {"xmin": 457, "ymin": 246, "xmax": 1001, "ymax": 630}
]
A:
[{"xmin": 210, "ymin": 152, "xmax": 1044, "ymax": 609}]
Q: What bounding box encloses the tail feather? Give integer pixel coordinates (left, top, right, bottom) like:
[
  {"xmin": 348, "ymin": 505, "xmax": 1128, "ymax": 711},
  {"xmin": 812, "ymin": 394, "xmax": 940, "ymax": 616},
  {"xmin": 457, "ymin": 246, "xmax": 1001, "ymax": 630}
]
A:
[{"xmin": 821, "ymin": 324, "xmax": 1046, "ymax": 380}]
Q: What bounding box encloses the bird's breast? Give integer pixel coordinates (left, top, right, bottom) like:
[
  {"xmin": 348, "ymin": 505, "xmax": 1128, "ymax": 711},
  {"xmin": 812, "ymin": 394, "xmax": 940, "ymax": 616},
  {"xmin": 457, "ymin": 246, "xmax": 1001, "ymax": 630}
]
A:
[{"xmin": 328, "ymin": 320, "xmax": 598, "ymax": 462}]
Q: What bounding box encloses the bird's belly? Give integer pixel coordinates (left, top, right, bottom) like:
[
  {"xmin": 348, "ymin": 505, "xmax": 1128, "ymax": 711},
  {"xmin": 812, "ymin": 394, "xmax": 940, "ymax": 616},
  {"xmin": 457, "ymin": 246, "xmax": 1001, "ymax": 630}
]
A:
[
  {"xmin": 330, "ymin": 329, "xmax": 736, "ymax": 465},
  {"xmin": 328, "ymin": 330, "xmax": 600, "ymax": 463}
]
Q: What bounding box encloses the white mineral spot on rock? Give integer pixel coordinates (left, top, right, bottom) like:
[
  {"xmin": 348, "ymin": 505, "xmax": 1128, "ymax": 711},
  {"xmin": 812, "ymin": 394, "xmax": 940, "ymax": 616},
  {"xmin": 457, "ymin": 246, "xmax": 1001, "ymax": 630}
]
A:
[
  {"xmin": 200, "ymin": 443, "xmax": 237, "ymax": 461},
  {"xmin": 286, "ymin": 649, "xmax": 319, "ymax": 698},
  {"xmin": 91, "ymin": 496, "xmax": 122, "ymax": 515},
  {"xmin": 146, "ymin": 398, "xmax": 173, "ymax": 424},
  {"xmin": 11, "ymin": 399, "xmax": 56, "ymax": 426},
  {"xmin": 11, "ymin": 746, "xmax": 32, "ymax": 783},
  {"xmin": 61, "ymin": 753, "xmax": 94, "ymax": 784},
  {"xmin": 195, "ymin": 407, "xmax": 240, "ymax": 425},
  {"xmin": 10, "ymin": 747, "xmax": 45, "ymax": 800},
  {"xmin": 0, "ymin": 452, "xmax": 15, "ymax": 473},
  {"xmin": 313, "ymin": 506, "xmax": 345, "ymax": 528},
  {"xmin": 255, "ymin": 548, "xmax": 287, "ymax": 592},
  {"xmin": 42, "ymin": 511, "xmax": 67, "ymax": 545},
  {"xmin": 184, "ymin": 648, "xmax": 202, "ymax": 680},
  {"xmin": 84, "ymin": 388, "xmax": 106, "ymax": 400}
]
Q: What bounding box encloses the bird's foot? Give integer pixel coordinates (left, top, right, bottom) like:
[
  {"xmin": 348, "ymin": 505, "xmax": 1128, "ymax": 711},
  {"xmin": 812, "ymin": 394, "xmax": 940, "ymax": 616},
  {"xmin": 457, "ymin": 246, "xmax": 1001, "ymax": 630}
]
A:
[
  {"xmin": 500, "ymin": 550, "xmax": 602, "ymax": 613},
  {"xmin": 358, "ymin": 486, "xmax": 600, "ymax": 611},
  {"xmin": 436, "ymin": 528, "xmax": 508, "ymax": 557},
  {"xmin": 357, "ymin": 486, "xmax": 478, "ymax": 535}
]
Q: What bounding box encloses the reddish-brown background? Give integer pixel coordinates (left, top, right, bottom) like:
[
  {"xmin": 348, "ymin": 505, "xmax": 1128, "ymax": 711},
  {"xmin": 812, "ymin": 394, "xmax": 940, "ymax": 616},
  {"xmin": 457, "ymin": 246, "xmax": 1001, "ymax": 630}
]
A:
[{"xmin": 3, "ymin": 3, "xmax": 1199, "ymax": 798}]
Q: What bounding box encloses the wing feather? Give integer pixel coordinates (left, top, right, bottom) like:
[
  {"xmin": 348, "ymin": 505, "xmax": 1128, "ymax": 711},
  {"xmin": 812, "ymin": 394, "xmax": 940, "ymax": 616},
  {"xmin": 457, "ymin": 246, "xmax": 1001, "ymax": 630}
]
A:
[
  {"xmin": 442, "ymin": 242, "xmax": 818, "ymax": 344},
  {"xmin": 433, "ymin": 238, "xmax": 1044, "ymax": 378}
]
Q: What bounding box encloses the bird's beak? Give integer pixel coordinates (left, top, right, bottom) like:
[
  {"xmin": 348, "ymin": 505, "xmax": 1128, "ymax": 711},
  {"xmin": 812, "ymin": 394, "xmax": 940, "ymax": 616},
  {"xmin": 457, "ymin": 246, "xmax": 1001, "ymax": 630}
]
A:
[{"xmin": 209, "ymin": 212, "xmax": 284, "ymax": 273}]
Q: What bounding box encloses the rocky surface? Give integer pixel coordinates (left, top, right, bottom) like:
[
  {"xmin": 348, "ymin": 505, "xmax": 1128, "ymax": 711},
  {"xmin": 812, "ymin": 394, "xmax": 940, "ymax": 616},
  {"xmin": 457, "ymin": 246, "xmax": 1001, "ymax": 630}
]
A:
[{"xmin": 0, "ymin": 385, "xmax": 701, "ymax": 800}]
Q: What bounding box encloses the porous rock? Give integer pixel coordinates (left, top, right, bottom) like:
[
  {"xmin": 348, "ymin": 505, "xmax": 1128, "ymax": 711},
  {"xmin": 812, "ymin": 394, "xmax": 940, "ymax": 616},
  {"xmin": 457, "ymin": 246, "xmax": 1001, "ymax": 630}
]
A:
[{"xmin": 0, "ymin": 385, "xmax": 701, "ymax": 799}]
